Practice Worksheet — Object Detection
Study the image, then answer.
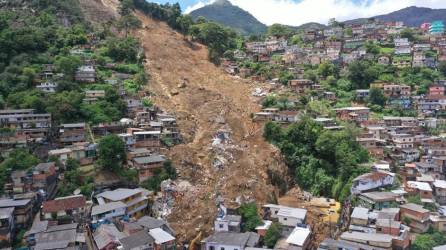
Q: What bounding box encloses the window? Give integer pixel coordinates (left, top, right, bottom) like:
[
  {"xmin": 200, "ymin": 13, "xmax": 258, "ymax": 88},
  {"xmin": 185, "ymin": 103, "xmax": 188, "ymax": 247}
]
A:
[
  {"xmin": 219, "ymin": 224, "xmax": 224, "ymax": 229},
  {"xmin": 283, "ymin": 218, "xmax": 287, "ymax": 221},
  {"xmin": 221, "ymin": 248, "xmax": 225, "ymax": 250}
]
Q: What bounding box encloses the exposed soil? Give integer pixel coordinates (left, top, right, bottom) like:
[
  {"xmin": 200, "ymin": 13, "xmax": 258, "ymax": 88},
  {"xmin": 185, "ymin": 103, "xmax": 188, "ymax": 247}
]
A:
[{"xmin": 132, "ymin": 11, "xmax": 287, "ymax": 242}]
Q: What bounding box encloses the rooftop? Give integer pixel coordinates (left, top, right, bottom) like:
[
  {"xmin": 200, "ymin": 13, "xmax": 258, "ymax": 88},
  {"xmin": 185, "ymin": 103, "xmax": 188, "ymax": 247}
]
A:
[
  {"xmin": 286, "ymin": 227, "xmax": 311, "ymax": 246},
  {"xmin": 42, "ymin": 195, "xmax": 86, "ymax": 213},
  {"xmin": 96, "ymin": 188, "xmax": 143, "ymax": 202},
  {"xmin": 149, "ymin": 228, "xmax": 175, "ymax": 244},
  {"xmin": 407, "ymin": 181, "xmax": 433, "ymax": 192},
  {"xmin": 400, "ymin": 203, "xmax": 429, "ymax": 214},
  {"xmin": 202, "ymin": 232, "xmax": 259, "ymax": 247},
  {"xmin": 351, "ymin": 207, "xmax": 369, "ymax": 220},
  {"xmin": 91, "ymin": 201, "xmax": 126, "ymax": 216}
]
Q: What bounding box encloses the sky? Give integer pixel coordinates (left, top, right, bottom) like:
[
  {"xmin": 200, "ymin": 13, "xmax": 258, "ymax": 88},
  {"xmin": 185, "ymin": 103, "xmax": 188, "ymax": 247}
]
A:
[{"xmin": 152, "ymin": 0, "xmax": 446, "ymax": 26}]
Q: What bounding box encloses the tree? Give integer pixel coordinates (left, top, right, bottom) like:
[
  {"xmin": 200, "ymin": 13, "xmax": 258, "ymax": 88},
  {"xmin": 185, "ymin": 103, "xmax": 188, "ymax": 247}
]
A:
[
  {"xmin": 238, "ymin": 203, "xmax": 262, "ymax": 232},
  {"xmin": 400, "ymin": 28, "xmax": 417, "ymax": 42},
  {"xmin": 55, "ymin": 55, "xmax": 82, "ymax": 79},
  {"xmin": 264, "ymin": 223, "xmax": 282, "ymax": 248},
  {"xmin": 176, "ymin": 15, "xmax": 193, "ymax": 35},
  {"xmin": 368, "ymin": 88, "xmax": 386, "ymax": 107},
  {"xmin": 97, "ymin": 135, "xmax": 126, "ymax": 172},
  {"xmin": 0, "ymin": 149, "xmax": 39, "ymax": 171},
  {"xmin": 347, "ymin": 60, "xmax": 378, "ymax": 89},
  {"xmin": 438, "ymin": 61, "xmax": 446, "ymax": 77},
  {"xmin": 267, "ymin": 24, "xmax": 293, "ymax": 38}
]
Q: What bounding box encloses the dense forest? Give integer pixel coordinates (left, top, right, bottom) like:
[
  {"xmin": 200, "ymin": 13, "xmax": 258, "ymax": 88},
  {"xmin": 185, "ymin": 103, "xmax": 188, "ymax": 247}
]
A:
[{"xmin": 264, "ymin": 117, "xmax": 369, "ymax": 201}]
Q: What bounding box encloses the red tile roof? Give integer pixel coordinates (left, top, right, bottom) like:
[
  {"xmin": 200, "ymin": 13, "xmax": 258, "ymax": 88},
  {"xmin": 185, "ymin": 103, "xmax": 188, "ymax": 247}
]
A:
[{"xmin": 42, "ymin": 196, "xmax": 86, "ymax": 213}]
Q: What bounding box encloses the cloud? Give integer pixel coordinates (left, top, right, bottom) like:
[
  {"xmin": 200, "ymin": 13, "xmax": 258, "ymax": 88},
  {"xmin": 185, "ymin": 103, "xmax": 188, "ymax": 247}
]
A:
[
  {"xmin": 190, "ymin": 0, "xmax": 446, "ymax": 26},
  {"xmin": 184, "ymin": 0, "xmax": 215, "ymax": 13}
]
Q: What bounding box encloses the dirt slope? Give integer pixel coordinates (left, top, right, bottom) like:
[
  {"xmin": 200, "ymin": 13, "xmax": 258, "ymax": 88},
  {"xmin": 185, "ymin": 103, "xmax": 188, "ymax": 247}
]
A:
[
  {"xmin": 84, "ymin": 0, "xmax": 286, "ymax": 242},
  {"xmin": 133, "ymin": 12, "xmax": 286, "ymax": 241}
]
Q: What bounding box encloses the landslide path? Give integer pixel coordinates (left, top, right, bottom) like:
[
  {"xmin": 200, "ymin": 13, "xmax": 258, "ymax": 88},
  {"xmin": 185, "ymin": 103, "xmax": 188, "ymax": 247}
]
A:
[{"xmin": 133, "ymin": 12, "xmax": 285, "ymax": 241}]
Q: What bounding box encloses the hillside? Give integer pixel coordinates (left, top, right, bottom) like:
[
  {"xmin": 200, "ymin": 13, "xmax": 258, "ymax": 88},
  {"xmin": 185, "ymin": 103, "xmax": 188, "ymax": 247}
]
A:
[
  {"xmin": 133, "ymin": 11, "xmax": 285, "ymax": 240},
  {"xmin": 374, "ymin": 6, "xmax": 446, "ymax": 27},
  {"xmin": 189, "ymin": 0, "xmax": 267, "ymax": 35},
  {"xmin": 346, "ymin": 6, "xmax": 446, "ymax": 27}
]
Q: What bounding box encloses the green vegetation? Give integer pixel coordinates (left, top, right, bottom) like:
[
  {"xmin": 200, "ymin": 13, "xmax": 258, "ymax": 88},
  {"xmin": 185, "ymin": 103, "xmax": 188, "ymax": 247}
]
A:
[
  {"xmin": 264, "ymin": 117, "xmax": 369, "ymax": 201},
  {"xmin": 57, "ymin": 159, "xmax": 94, "ymax": 197},
  {"xmin": 412, "ymin": 228, "xmax": 446, "ymax": 250},
  {"xmin": 97, "ymin": 134, "xmax": 127, "ymax": 172},
  {"xmin": 264, "ymin": 222, "xmax": 282, "ymax": 248},
  {"xmin": 0, "ymin": 149, "xmax": 39, "ymax": 194},
  {"xmin": 238, "ymin": 203, "xmax": 262, "ymax": 232}
]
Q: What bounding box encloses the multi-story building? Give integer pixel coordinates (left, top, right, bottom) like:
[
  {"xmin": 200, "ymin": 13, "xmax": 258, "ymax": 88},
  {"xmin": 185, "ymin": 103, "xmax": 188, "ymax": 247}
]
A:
[{"xmin": 96, "ymin": 188, "xmax": 149, "ymax": 219}]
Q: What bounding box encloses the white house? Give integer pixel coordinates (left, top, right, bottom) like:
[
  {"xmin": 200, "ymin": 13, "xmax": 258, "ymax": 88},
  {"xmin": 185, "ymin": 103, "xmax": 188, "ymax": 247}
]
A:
[
  {"xmin": 286, "ymin": 227, "xmax": 311, "ymax": 250},
  {"xmin": 351, "ymin": 171, "xmax": 395, "ymax": 194},
  {"xmin": 201, "ymin": 232, "xmax": 260, "ymax": 250}
]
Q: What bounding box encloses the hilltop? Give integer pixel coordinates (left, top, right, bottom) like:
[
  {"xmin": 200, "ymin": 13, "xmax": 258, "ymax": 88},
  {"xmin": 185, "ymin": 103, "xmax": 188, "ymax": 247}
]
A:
[{"xmin": 189, "ymin": 0, "xmax": 267, "ymax": 35}]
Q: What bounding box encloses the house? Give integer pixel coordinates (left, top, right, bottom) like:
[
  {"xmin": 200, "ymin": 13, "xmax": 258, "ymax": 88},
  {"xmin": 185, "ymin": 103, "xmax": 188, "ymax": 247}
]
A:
[
  {"xmin": 400, "ymin": 203, "xmax": 430, "ymax": 233},
  {"xmin": 406, "ymin": 181, "xmax": 433, "ymax": 202},
  {"xmin": 418, "ymin": 95, "xmax": 446, "ymax": 113},
  {"xmin": 75, "ymin": 65, "xmax": 96, "ymax": 83},
  {"xmin": 357, "ymin": 192, "xmax": 403, "ymax": 210},
  {"xmin": 41, "ymin": 195, "xmax": 87, "ymax": 223},
  {"xmin": 32, "ymin": 162, "xmax": 58, "ymax": 197},
  {"xmin": 0, "ymin": 208, "xmax": 15, "ymax": 246},
  {"xmin": 355, "ymin": 89, "xmax": 369, "ymax": 99},
  {"xmin": 430, "ymin": 20, "xmax": 445, "ymax": 35},
  {"xmin": 131, "ymin": 154, "xmax": 166, "ymax": 182},
  {"xmin": 149, "ymin": 228, "xmax": 176, "ymax": 250},
  {"xmin": 391, "ymin": 133, "xmax": 415, "ymax": 149},
  {"xmin": 91, "ymin": 201, "xmax": 127, "ymax": 223},
  {"xmin": 340, "ymin": 232, "xmax": 393, "ymax": 249},
  {"xmin": 383, "ymin": 84, "xmax": 411, "ymax": 98},
  {"xmin": 83, "ymin": 90, "xmax": 105, "ymax": 104},
  {"xmin": 394, "ymin": 38, "xmax": 411, "ymax": 55},
  {"xmin": 48, "ymin": 143, "xmax": 97, "ymax": 165},
  {"xmin": 351, "ymin": 171, "xmax": 395, "ymax": 194},
  {"xmin": 133, "ymin": 131, "xmax": 162, "ymax": 149},
  {"xmin": 119, "ymin": 230, "xmax": 155, "ymax": 250},
  {"xmin": 59, "ymin": 123, "xmax": 86, "ymax": 145},
  {"xmin": 288, "ymin": 79, "xmax": 314, "ymax": 94},
  {"xmin": 273, "ymin": 111, "xmax": 300, "ymax": 123},
  {"xmin": 135, "ymin": 216, "xmax": 175, "ymax": 235},
  {"xmin": 0, "ymin": 198, "xmax": 32, "ymax": 228},
  {"xmin": 214, "ymin": 214, "xmax": 242, "ymax": 233},
  {"xmin": 285, "ymin": 226, "xmax": 311, "ymax": 250},
  {"xmin": 24, "ymin": 220, "xmax": 48, "ymax": 246},
  {"xmin": 318, "ymin": 238, "xmax": 386, "ymax": 250},
  {"xmin": 94, "ymin": 223, "xmax": 125, "ymax": 250},
  {"xmin": 34, "ymin": 223, "xmax": 84, "ymax": 250},
  {"xmin": 36, "ymin": 81, "xmax": 58, "ymax": 93},
  {"xmin": 96, "ymin": 188, "xmax": 149, "ymax": 219},
  {"xmin": 201, "ymin": 232, "xmax": 260, "ymax": 250},
  {"xmin": 433, "ymin": 180, "xmax": 446, "ymax": 205},
  {"xmin": 334, "ymin": 107, "xmax": 370, "ymax": 123},
  {"xmin": 430, "ymin": 212, "xmax": 446, "ymax": 233},
  {"xmin": 350, "ymin": 207, "xmax": 369, "ymax": 226},
  {"xmin": 276, "ymin": 207, "xmax": 307, "ymax": 234},
  {"xmin": 429, "ymin": 85, "xmax": 445, "ymax": 96},
  {"xmin": 0, "ymin": 109, "xmax": 51, "ymax": 139},
  {"xmin": 254, "ymin": 220, "xmax": 272, "ymax": 237}
]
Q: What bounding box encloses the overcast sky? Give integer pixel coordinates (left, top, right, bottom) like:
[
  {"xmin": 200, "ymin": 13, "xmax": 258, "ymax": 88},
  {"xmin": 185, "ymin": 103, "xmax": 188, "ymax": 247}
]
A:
[{"xmin": 152, "ymin": 0, "xmax": 446, "ymax": 26}]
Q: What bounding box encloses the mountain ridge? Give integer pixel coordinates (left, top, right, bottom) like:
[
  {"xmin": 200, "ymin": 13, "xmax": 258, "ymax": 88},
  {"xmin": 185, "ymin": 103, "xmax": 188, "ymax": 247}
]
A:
[
  {"xmin": 190, "ymin": 3, "xmax": 446, "ymax": 34},
  {"xmin": 189, "ymin": 0, "xmax": 267, "ymax": 35}
]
